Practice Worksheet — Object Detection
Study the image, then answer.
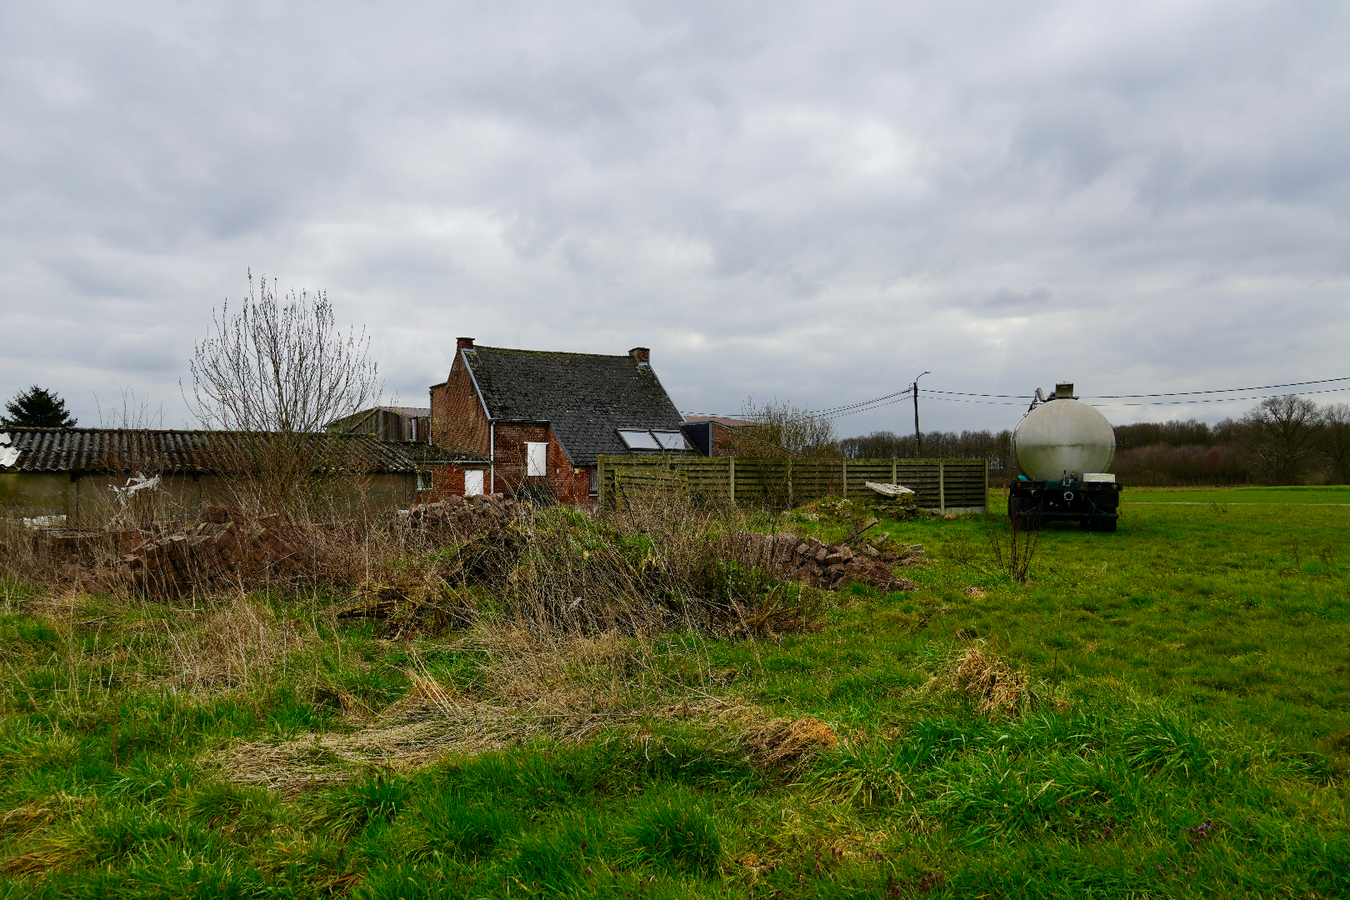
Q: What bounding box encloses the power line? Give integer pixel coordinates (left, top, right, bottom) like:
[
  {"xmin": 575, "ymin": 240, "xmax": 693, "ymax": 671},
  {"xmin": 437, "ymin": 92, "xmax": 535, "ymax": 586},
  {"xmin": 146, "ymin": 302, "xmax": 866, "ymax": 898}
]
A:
[
  {"xmin": 1092, "ymin": 385, "xmax": 1350, "ymax": 406},
  {"xmin": 813, "ymin": 387, "xmax": 913, "ymax": 417},
  {"xmin": 690, "ymin": 374, "xmax": 1350, "ymax": 423},
  {"xmin": 822, "ymin": 394, "xmax": 917, "ymax": 419},
  {"xmin": 922, "ymin": 389, "xmax": 1032, "ymax": 399},
  {"xmin": 1084, "ymin": 375, "xmax": 1350, "ymax": 399}
]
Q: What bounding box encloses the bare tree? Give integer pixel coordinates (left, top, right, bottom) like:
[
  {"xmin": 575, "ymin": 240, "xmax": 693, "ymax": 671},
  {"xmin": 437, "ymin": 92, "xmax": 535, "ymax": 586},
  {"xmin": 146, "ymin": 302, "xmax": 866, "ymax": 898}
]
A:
[
  {"xmin": 188, "ymin": 271, "xmax": 380, "ymax": 433},
  {"xmin": 1319, "ymin": 403, "xmax": 1350, "ymax": 484},
  {"xmin": 185, "ymin": 271, "xmax": 383, "ymax": 511},
  {"xmin": 740, "ymin": 397, "xmax": 839, "ymax": 458},
  {"xmin": 1241, "ymin": 394, "xmax": 1322, "ymax": 484}
]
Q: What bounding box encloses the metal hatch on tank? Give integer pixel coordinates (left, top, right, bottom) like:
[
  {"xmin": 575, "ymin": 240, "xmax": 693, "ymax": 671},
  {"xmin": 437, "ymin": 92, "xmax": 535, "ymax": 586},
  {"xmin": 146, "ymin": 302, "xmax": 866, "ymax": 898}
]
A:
[{"xmin": 1008, "ymin": 383, "xmax": 1121, "ymax": 532}]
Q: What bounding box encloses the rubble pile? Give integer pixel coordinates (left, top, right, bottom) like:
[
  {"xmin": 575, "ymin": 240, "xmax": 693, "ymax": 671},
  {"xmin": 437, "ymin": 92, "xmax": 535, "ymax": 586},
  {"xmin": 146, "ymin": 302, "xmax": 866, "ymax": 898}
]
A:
[
  {"xmin": 729, "ymin": 530, "xmax": 923, "ymax": 592},
  {"xmin": 398, "ymin": 493, "xmax": 522, "ymax": 540},
  {"xmin": 32, "ymin": 528, "xmax": 139, "ymax": 564},
  {"xmin": 863, "ymin": 481, "xmax": 920, "ymax": 515}
]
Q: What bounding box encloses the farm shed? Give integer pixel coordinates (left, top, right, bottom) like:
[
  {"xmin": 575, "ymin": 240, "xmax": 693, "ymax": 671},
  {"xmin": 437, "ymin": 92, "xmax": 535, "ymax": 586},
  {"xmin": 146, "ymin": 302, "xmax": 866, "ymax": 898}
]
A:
[
  {"xmin": 0, "ymin": 428, "xmax": 420, "ymax": 527},
  {"xmin": 430, "ymin": 338, "xmax": 691, "ymax": 504},
  {"xmin": 327, "ymin": 405, "xmax": 431, "ymax": 443}
]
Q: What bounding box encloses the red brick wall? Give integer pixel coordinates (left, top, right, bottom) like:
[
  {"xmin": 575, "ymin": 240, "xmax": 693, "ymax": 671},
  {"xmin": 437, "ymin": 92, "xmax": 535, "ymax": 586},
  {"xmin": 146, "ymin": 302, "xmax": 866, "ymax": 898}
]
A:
[
  {"xmin": 430, "ymin": 352, "xmax": 490, "ymax": 457},
  {"xmin": 415, "ymin": 464, "xmax": 491, "ymax": 501},
  {"xmin": 491, "ymin": 423, "xmax": 548, "ymax": 492},
  {"xmin": 490, "ymin": 424, "xmax": 594, "ymax": 504}
]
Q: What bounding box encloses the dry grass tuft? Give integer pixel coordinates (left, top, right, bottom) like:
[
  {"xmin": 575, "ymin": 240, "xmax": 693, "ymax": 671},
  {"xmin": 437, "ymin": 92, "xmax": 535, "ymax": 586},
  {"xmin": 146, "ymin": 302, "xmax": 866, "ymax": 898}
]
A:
[
  {"xmin": 742, "ymin": 716, "xmax": 840, "ymax": 769},
  {"xmin": 0, "ymin": 518, "xmax": 43, "ymax": 589},
  {"xmin": 166, "ymin": 594, "xmax": 311, "ymax": 692},
  {"xmin": 928, "ymin": 640, "xmax": 1033, "ymax": 717}
]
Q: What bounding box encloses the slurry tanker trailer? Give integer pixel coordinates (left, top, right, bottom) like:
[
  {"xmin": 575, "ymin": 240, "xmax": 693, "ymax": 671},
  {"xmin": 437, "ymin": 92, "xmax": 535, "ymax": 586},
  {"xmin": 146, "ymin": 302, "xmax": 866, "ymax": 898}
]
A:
[{"xmin": 1008, "ymin": 383, "xmax": 1120, "ymax": 531}]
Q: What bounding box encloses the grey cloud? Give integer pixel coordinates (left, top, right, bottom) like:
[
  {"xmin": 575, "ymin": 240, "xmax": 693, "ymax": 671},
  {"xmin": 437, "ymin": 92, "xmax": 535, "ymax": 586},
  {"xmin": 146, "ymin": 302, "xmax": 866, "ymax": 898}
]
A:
[
  {"xmin": 983, "ymin": 286, "xmax": 1054, "ymax": 311},
  {"xmin": 2, "ymin": 0, "xmax": 1349, "ymax": 435}
]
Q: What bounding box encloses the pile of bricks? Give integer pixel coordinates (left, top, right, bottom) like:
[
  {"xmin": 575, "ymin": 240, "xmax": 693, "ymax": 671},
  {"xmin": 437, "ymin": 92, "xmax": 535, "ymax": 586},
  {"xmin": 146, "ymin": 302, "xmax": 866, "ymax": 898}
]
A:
[
  {"xmin": 33, "ymin": 528, "xmax": 140, "ymax": 564},
  {"xmin": 399, "ymin": 493, "xmax": 522, "ymax": 541},
  {"xmin": 729, "ymin": 531, "xmax": 923, "ymax": 592},
  {"xmin": 118, "ymin": 512, "xmax": 297, "ymax": 598}
]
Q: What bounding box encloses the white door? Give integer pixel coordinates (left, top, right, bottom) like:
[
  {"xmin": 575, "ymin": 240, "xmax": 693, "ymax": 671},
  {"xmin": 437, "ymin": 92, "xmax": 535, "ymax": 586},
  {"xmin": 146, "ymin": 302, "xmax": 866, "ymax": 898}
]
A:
[{"xmin": 464, "ymin": 469, "xmax": 485, "ymax": 496}]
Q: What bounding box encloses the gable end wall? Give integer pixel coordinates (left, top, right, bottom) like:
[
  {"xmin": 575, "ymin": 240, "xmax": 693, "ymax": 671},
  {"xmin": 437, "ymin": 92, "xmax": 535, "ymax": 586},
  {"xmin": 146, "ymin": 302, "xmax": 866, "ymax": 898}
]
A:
[{"xmin": 431, "ymin": 352, "xmax": 490, "ymax": 457}]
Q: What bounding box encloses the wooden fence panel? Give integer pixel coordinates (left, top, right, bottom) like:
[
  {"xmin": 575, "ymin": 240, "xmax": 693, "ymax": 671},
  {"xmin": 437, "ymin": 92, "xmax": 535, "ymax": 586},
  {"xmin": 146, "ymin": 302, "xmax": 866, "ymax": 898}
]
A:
[{"xmin": 598, "ymin": 456, "xmax": 987, "ymax": 512}]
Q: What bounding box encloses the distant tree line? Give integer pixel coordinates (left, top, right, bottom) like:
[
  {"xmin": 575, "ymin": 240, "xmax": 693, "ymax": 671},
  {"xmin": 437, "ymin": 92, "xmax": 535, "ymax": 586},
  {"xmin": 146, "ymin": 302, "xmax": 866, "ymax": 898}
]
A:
[{"xmin": 1112, "ymin": 395, "xmax": 1350, "ymax": 486}]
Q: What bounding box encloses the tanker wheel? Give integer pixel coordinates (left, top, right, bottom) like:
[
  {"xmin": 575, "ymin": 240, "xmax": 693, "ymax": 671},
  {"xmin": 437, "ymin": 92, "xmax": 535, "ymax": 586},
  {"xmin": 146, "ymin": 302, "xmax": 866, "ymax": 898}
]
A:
[{"xmin": 1088, "ymin": 516, "xmax": 1118, "ymax": 533}]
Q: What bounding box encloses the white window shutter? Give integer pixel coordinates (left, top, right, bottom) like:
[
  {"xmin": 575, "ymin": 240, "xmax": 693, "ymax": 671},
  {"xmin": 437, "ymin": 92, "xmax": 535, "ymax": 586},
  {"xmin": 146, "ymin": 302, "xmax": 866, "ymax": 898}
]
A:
[{"xmin": 526, "ymin": 442, "xmax": 548, "ymax": 477}]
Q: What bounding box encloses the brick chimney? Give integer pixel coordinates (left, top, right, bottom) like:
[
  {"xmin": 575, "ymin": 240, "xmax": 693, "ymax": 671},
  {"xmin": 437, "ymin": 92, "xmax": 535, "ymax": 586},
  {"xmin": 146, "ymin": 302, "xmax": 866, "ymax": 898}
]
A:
[
  {"xmin": 629, "ymin": 347, "xmax": 650, "ymax": 366},
  {"xmin": 457, "ymin": 337, "xmax": 475, "ymax": 351}
]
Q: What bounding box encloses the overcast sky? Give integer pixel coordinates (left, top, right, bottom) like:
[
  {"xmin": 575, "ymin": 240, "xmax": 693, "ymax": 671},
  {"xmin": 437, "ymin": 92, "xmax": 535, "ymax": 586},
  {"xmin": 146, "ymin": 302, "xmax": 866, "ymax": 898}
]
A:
[{"xmin": 3, "ymin": 0, "xmax": 1348, "ymax": 437}]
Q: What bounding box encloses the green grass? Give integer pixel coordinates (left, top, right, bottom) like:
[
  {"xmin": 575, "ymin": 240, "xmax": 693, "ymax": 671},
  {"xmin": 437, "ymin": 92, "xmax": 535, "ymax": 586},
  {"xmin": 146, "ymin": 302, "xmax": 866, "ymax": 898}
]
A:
[
  {"xmin": 1123, "ymin": 484, "xmax": 1350, "ymax": 504},
  {"xmin": 0, "ymin": 488, "xmax": 1347, "ymax": 897}
]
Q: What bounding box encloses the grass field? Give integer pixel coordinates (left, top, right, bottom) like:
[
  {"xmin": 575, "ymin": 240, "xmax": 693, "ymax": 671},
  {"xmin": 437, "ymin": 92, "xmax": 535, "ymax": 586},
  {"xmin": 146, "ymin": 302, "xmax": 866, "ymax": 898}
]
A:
[
  {"xmin": 0, "ymin": 487, "xmax": 1347, "ymax": 898},
  {"xmin": 1122, "ymin": 485, "xmax": 1350, "ymax": 505}
]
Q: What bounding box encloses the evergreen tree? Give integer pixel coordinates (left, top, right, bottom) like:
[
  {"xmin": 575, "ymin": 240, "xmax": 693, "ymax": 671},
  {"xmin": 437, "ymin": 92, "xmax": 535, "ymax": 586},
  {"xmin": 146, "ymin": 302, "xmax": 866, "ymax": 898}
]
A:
[{"xmin": 3, "ymin": 386, "xmax": 77, "ymax": 428}]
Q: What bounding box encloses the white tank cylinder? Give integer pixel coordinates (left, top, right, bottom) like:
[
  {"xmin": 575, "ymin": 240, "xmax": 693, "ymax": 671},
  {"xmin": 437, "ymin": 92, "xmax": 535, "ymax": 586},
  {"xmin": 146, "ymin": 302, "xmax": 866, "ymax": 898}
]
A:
[{"xmin": 1013, "ymin": 398, "xmax": 1115, "ymax": 482}]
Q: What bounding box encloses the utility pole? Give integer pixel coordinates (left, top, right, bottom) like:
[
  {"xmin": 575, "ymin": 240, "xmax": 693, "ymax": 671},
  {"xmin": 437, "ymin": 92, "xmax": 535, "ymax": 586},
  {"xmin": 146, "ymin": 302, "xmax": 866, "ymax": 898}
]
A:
[{"xmin": 912, "ymin": 371, "xmax": 930, "ymax": 456}]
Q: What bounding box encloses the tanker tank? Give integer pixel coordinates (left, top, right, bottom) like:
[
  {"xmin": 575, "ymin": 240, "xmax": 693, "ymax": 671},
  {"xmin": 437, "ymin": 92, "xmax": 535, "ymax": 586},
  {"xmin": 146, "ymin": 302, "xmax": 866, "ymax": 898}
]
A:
[
  {"xmin": 1012, "ymin": 395, "xmax": 1116, "ymax": 482},
  {"xmin": 1008, "ymin": 383, "xmax": 1120, "ymax": 532}
]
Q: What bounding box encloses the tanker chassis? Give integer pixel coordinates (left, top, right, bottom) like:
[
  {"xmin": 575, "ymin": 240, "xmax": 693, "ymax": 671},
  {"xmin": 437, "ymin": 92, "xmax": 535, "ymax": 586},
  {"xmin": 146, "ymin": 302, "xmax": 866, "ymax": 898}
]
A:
[{"xmin": 1008, "ymin": 475, "xmax": 1120, "ymax": 531}]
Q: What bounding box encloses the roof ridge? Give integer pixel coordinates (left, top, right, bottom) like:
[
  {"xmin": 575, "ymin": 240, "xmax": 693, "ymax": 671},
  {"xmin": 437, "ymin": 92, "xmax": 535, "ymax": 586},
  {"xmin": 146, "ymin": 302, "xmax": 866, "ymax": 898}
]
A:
[{"xmin": 473, "ymin": 345, "xmax": 634, "ymax": 361}]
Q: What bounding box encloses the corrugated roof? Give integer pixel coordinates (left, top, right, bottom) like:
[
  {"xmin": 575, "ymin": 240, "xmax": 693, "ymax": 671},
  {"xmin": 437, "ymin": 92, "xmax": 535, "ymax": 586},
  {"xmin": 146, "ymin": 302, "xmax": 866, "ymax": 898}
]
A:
[
  {"xmin": 399, "ymin": 442, "xmax": 489, "ymax": 465},
  {"xmin": 0, "ymin": 429, "xmax": 418, "ymax": 474},
  {"xmin": 376, "ymin": 406, "xmax": 431, "ymax": 417},
  {"xmin": 465, "ymin": 346, "xmax": 686, "ymax": 466}
]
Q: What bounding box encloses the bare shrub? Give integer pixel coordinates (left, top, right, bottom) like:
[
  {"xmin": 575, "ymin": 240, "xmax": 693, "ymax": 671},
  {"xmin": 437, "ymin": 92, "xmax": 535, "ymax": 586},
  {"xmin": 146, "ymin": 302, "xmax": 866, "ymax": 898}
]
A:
[
  {"xmin": 739, "ymin": 396, "xmax": 840, "ymax": 458},
  {"xmin": 985, "ymin": 511, "xmax": 1039, "ymax": 584},
  {"xmin": 186, "ymin": 270, "xmax": 382, "ymax": 514}
]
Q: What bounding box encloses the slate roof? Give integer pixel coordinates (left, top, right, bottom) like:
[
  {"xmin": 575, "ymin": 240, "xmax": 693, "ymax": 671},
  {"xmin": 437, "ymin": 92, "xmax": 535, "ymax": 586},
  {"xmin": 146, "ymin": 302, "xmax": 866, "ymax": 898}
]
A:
[
  {"xmin": 0, "ymin": 429, "xmax": 418, "ymax": 474},
  {"xmin": 464, "ymin": 346, "xmax": 686, "ymax": 466}
]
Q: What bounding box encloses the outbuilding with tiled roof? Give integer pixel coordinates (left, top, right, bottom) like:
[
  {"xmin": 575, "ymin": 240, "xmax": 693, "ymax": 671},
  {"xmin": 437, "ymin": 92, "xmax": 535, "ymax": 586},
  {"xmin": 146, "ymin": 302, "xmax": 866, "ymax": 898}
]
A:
[{"xmin": 0, "ymin": 428, "xmax": 420, "ymax": 526}]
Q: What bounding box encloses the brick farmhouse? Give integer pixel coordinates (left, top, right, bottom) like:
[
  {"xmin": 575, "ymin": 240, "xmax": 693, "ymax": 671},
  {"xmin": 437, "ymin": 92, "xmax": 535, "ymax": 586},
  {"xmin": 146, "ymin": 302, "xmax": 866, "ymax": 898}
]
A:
[{"xmin": 430, "ymin": 339, "xmax": 690, "ymax": 504}]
